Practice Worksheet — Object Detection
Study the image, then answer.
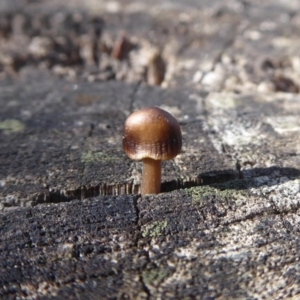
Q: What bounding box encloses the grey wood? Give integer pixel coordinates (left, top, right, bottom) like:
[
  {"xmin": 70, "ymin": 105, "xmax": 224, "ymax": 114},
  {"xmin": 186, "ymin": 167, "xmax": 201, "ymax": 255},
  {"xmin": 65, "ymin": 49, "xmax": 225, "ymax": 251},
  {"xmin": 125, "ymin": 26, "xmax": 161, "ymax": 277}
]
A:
[{"xmin": 0, "ymin": 0, "xmax": 300, "ymax": 299}]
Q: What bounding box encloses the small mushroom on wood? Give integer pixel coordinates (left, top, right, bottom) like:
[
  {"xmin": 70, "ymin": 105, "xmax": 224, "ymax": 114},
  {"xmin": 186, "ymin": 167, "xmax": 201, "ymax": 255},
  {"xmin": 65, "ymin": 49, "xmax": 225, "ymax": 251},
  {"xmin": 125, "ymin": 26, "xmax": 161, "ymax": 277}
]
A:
[{"xmin": 123, "ymin": 107, "xmax": 182, "ymax": 196}]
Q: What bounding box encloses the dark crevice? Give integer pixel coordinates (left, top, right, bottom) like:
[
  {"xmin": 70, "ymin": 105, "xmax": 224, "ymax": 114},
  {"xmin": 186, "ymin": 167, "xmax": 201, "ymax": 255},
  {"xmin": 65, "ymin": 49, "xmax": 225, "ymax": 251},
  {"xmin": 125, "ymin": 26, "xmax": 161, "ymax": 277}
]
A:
[
  {"xmin": 88, "ymin": 123, "xmax": 95, "ymax": 137},
  {"xmin": 139, "ymin": 274, "xmax": 151, "ymax": 300},
  {"xmin": 1, "ymin": 167, "xmax": 299, "ymax": 209},
  {"xmin": 161, "ymin": 169, "xmax": 238, "ymax": 194},
  {"xmin": 27, "ymin": 169, "xmax": 238, "ymax": 206},
  {"xmin": 132, "ymin": 196, "xmax": 151, "ymax": 299},
  {"xmin": 132, "ymin": 195, "xmax": 140, "ymax": 228},
  {"xmin": 129, "ymin": 81, "xmax": 142, "ymax": 114},
  {"xmin": 235, "ymin": 160, "xmax": 244, "ymax": 179}
]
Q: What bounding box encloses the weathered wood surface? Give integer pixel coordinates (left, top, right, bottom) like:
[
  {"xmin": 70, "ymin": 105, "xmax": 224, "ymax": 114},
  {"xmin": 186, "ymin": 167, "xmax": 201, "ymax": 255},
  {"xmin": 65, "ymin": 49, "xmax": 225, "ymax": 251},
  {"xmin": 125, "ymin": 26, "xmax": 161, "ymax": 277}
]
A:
[{"xmin": 1, "ymin": 0, "xmax": 300, "ymax": 299}]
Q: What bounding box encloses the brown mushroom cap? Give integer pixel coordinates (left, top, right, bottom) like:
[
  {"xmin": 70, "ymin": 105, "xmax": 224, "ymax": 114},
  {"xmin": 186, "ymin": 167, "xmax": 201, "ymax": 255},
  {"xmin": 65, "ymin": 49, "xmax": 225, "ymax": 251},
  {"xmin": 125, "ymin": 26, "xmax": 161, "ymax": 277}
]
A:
[{"xmin": 123, "ymin": 107, "xmax": 182, "ymax": 160}]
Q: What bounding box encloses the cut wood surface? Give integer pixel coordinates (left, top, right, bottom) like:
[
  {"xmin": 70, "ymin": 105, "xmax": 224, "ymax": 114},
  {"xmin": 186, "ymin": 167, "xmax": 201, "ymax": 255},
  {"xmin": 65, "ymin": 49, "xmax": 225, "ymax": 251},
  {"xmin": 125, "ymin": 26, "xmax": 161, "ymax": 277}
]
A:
[{"xmin": 0, "ymin": 0, "xmax": 300, "ymax": 299}]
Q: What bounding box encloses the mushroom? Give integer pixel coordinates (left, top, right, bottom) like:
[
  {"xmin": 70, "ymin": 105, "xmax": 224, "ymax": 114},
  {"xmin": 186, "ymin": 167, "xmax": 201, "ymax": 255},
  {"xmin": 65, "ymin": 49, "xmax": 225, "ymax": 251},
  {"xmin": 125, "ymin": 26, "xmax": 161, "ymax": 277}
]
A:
[{"xmin": 123, "ymin": 107, "xmax": 182, "ymax": 196}]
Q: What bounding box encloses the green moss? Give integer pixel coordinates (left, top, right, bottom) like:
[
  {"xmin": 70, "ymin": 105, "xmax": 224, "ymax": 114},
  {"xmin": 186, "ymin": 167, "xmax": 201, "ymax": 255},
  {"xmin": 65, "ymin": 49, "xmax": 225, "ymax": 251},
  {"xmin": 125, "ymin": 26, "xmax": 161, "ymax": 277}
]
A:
[
  {"xmin": 142, "ymin": 220, "xmax": 168, "ymax": 238},
  {"xmin": 0, "ymin": 119, "xmax": 25, "ymax": 133},
  {"xmin": 142, "ymin": 267, "xmax": 171, "ymax": 287},
  {"xmin": 185, "ymin": 179, "xmax": 251, "ymax": 205},
  {"xmin": 81, "ymin": 150, "xmax": 121, "ymax": 164}
]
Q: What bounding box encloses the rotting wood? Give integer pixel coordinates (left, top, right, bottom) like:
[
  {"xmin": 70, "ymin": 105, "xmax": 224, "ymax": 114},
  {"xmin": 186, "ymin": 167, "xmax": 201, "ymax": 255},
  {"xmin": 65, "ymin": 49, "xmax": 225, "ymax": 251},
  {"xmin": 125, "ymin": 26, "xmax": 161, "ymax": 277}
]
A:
[{"xmin": 1, "ymin": 0, "xmax": 300, "ymax": 299}]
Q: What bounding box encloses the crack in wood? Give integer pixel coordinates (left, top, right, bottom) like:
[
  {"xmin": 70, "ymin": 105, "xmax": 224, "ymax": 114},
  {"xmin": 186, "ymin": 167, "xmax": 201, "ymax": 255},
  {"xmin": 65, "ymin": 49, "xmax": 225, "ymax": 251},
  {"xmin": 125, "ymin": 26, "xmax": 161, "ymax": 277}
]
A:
[{"xmin": 27, "ymin": 170, "xmax": 238, "ymax": 206}]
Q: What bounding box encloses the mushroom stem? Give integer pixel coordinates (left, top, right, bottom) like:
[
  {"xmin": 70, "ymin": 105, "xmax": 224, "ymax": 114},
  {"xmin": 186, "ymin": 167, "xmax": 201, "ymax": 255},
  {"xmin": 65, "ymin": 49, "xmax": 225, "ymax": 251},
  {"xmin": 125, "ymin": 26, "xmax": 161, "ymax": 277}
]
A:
[{"xmin": 141, "ymin": 158, "xmax": 161, "ymax": 196}]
